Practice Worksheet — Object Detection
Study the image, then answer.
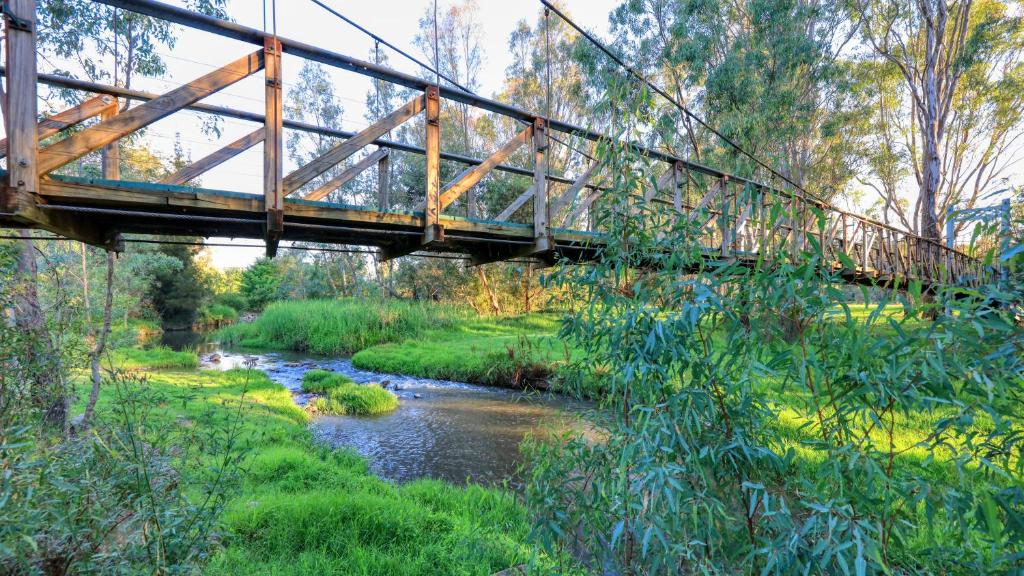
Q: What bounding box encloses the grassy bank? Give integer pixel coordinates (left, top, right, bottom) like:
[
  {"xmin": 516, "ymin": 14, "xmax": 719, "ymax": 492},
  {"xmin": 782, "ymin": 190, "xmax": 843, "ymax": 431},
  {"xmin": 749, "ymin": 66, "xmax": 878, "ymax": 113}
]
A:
[
  {"xmin": 78, "ymin": 358, "xmax": 570, "ymax": 575},
  {"xmin": 352, "ymin": 313, "xmax": 577, "ymax": 387},
  {"xmin": 303, "ymin": 370, "xmax": 399, "ymax": 415},
  {"xmin": 215, "ymin": 299, "xmax": 471, "ymax": 356}
]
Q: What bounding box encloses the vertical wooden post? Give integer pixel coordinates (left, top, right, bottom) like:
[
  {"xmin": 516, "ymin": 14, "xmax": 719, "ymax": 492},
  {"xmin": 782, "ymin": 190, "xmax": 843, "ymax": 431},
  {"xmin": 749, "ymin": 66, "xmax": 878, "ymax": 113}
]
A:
[
  {"xmin": 672, "ymin": 161, "xmax": 684, "ymax": 214},
  {"xmin": 100, "ymin": 104, "xmax": 119, "ymax": 179},
  {"xmin": 263, "ymin": 37, "xmax": 284, "ymax": 257},
  {"xmin": 4, "ymin": 0, "xmax": 38, "ymax": 206},
  {"xmin": 532, "ymin": 117, "xmax": 550, "ymax": 251},
  {"xmin": 377, "ymin": 152, "xmax": 390, "ymax": 210},
  {"xmin": 424, "ymin": 85, "xmax": 442, "ymax": 243}
]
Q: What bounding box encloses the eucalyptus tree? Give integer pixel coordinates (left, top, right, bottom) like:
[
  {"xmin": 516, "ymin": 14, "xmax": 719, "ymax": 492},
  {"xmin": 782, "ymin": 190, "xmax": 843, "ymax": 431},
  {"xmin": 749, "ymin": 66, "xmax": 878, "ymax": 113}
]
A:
[
  {"xmin": 855, "ymin": 0, "xmax": 1024, "ymax": 242},
  {"xmin": 604, "ymin": 0, "xmax": 868, "ymax": 196}
]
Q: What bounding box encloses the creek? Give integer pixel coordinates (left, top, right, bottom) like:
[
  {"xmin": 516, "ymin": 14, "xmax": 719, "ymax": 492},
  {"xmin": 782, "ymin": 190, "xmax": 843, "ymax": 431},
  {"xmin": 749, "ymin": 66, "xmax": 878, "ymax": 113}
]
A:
[{"xmin": 168, "ymin": 331, "xmax": 589, "ymax": 486}]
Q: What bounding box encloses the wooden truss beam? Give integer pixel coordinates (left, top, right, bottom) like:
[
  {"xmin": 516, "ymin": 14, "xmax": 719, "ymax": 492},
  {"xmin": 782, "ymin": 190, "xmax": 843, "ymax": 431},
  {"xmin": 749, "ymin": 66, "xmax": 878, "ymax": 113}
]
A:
[
  {"xmin": 283, "ymin": 94, "xmax": 424, "ymax": 196},
  {"xmin": 0, "ymin": 94, "xmax": 117, "ymax": 159},
  {"xmin": 4, "ymin": 0, "xmax": 38, "ymax": 199},
  {"xmin": 687, "ymin": 176, "xmax": 728, "ymax": 223},
  {"xmin": 37, "ymin": 50, "xmax": 265, "ymax": 175},
  {"xmin": 562, "ymin": 188, "xmax": 600, "ymax": 228},
  {"xmin": 549, "ymin": 162, "xmax": 597, "ymax": 222},
  {"xmin": 304, "ymin": 148, "xmax": 388, "ymax": 202},
  {"xmin": 437, "ymin": 124, "xmax": 532, "ymax": 211},
  {"xmin": 494, "ymin": 185, "xmax": 534, "ymax": 221},
  {"xmin": 160, "ymin": 128, "xmax": 264, "ymax": 186}
]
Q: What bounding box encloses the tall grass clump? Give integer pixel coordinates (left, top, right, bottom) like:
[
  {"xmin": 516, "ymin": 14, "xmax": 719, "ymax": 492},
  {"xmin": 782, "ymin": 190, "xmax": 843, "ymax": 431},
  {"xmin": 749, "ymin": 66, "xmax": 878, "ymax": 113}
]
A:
[
  {"xmin": 215, "ymin": 298, "xmax": 470, "ymax": 355},
  {"xmin": 300, "ymin": 369, "xmax": 353, "ymax": 393},
  {"xmin": 307, "ymin": 381, "xmax": 398, "ymax": 416}
]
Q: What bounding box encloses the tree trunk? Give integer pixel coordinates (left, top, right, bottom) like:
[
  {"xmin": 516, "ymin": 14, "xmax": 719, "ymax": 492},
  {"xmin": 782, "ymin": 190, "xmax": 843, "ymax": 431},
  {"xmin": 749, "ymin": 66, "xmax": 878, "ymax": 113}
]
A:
[
  {"xmin": 477, "ymin": 267, "xmax": 501, "ymax": 315},
  {"xmin": 13, "ymin": 232, "xmax": 67, "ymax": 433},
  {"xmin": 81, "ymin": 251, "xmax": 115, "ymax": 431}
]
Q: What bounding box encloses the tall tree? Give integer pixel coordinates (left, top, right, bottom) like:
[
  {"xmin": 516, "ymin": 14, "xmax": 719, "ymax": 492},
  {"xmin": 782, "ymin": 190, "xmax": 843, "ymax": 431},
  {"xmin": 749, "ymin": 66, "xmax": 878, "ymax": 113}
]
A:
[{"xmin": 856, "ymin": 0, "xmax": 1024, "ymax": 240}]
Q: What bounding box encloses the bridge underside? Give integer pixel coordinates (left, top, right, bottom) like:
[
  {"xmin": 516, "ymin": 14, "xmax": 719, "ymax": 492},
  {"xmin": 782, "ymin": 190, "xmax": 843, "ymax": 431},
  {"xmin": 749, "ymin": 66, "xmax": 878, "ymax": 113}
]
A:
[
  {"xmin": 0, "ymin": 174, "xmax": 604, "ymax": 265},
  {"xmin": 0, "ymin": 174, "xmax": 953, "ymax": 291}
]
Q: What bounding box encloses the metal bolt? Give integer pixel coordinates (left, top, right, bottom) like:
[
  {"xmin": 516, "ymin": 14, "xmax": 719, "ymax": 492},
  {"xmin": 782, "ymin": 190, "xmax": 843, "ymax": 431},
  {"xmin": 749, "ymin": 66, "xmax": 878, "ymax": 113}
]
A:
[
  {"xmin": 17, "ymin": 180, "xmax": 25, "ymax": 186},
  {"xmin": 17, "ymin": 160, "xmax": 27, "ymax": 167}
]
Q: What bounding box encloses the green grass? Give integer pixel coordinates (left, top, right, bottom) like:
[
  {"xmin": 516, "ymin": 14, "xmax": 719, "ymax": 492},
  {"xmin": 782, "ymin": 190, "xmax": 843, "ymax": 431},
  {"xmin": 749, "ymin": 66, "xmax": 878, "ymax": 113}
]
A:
[
  {"xmin": 214, "ymin": 299, "xmax": 471, "ymax": 356},
  {"xmin": 77, "ymin": 366, "xmax": 570, "ymax": 575},
  {"xmin": 307, "ymin": 381, "xmax": 398, "ymax": 416},
  {"xmin": 201, "ymin": 303, "xmax": 239, "ymax": 323},
  {"xmin": 301, "ymin": 369, "xmax": 354, "ymax": 393},
  {"xmin": 108, "ymin": 346, "xmax": 199, "ymax": 370},
  {"xmin": 352, "ymin": 313, "xmax": 578, "ymax": 388}
]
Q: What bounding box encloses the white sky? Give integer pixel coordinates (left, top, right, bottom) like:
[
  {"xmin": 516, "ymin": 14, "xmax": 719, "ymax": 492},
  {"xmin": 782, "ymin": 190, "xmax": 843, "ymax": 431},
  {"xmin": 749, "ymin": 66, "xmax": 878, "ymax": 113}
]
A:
[{"xmin": 79, "ymin": 0, "xmax": 618, "ymax": 269}]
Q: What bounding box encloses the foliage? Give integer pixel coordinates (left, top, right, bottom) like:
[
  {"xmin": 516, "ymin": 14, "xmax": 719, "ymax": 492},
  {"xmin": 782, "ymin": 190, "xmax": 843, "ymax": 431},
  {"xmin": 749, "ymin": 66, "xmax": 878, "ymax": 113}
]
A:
[
  {"xmin": 214, "ymin": 298, "xmax": 470, "ymax": 356},
  {"xmin": 306, "ymin": 381, "xmax": 398, "ymax": 416},
  {"xmin": 109, "ymin": 346, "xmax": 199, "ymax": 370},
  {"xmin": 524, "ymin": 80, "xmax": 1024, "ymax": 573},
  {"xmin": 239, "ymin": 257, "xmax": 281, "ymax": 312},
  {"xmin": 213, "ymin": 291, "xmax": 247, "ymax": 313},
  {"xmin": 200, "ymin": 303, "xmax": 239, "ymax": 325},
  {"xmin": 146, "ymin": 242, "xmax": 209, "ymax": 329},
  {"xmin": 0, "ymin": 369, "xmax": 246, "ymax": 573},
  {"xmin": 300, "ymin": 369, "xmax": 354, "ymax": 393}
]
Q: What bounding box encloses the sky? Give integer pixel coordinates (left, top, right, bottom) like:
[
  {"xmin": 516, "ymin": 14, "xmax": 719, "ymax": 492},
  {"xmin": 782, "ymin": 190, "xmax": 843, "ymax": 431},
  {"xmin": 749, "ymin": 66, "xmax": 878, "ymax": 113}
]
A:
[{"xmin": 79, "ymin": 0, "xmax": 619, "ymax": 269}]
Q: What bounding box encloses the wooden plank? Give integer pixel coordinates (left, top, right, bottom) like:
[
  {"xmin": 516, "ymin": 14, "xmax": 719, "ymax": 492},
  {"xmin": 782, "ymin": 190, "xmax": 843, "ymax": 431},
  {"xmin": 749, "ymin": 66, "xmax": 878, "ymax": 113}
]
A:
[
  {"xmin": 437, "ymin": 124, "xmax": 532, "ymax": 211},
  {"xmin": 687, "ymin": 176, "xmax": 727, "ymax": 222},
  {"xmin": 495, "ymin": 185, "xmax": 535, "ymax": 221},
  {"xmin": 100, "ymin": 106, "xmax": 120, "ymax": 180},
  {"xmin": 550, "ymin": 162, "xmax": 596, "ymax": 221},
  {"xmin": 563, "ymin": 188, "xmax": 600, "ymax": 228},
  {"xmin": 5, "ymin": 0, "xmax": 38, "ymax": 195},
  {"xmin": 264, "ymin": 37, "xmax": 284, "ymax": 257},
  {"xmin": 37, "ymin": 50, "xmax": 265, "ymax": 175},
  {"xmin": 643, "ymin": 166, "xmax": 676, "ymax": 202},
  {"xmin": 423, "ymin": 86, "xmax": 440, "ymax": 234},
  {"xmin": 377, "ymin": 152, "xmax": 390, "ymax": 210},
  {"xmin": 0, "ymin": 94, "xmax": 116, "ymax": 158},
  {"xmin": 532, "ymin": 118, "xmax": 549, "ymax": 244},
  {"xmin": 283, "ymin": 94, "xmax": 425, "ymax": 195},
  {"xmin": 304, "ymin": 148, "xmax": 388, "ymax": 202},
  {"xmin": 160, "ymin": 128, "xmax": 264, "ymax": 185}
]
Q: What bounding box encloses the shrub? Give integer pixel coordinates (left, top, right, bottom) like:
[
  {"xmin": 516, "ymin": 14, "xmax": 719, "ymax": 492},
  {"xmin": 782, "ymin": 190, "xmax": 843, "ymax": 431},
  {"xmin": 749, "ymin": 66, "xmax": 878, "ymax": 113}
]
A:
[
  {"xmin": 300, "ymin": 369, "xmax": 353, "ymax": 393},
  {"xmin": 307, "ymin": 382, "xmax": 397, "ymax": 416},
  {"xmin": 201, "ymin": 303, "xmax": 239, "ymax": 324},
  {"xmin": 214, "ymin": 292, "xmax": 247, "ymax": 312}
]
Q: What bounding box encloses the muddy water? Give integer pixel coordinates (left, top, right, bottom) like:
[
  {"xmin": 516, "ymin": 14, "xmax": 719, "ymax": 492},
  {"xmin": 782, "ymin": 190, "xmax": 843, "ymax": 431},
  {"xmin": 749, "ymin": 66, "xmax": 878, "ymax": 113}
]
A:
[{"xmin": 201, "ymin": 349, "xmax": 590, "ymax": 486}]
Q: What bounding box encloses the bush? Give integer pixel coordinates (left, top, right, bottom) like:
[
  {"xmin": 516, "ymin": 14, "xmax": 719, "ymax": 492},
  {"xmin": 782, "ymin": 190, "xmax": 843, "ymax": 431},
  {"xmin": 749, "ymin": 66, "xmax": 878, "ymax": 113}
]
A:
[
  {"xmin": 300, "ymin": 369, "xmax": 353, "ymax": 393},
  {"xmin": 214, "ymin": 292, "xmax": 247, "ymax": 312},
  {"xmin": 200, "ymin": 303, "xmax": 239, "ymax": 324},
  {"xmin": 307, "ymin": 382, "xmax": 397, "ymax": 416}
]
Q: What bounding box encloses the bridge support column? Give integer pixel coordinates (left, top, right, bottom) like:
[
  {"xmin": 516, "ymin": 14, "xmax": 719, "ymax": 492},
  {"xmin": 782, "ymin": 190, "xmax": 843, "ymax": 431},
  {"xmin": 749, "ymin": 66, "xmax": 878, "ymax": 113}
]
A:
[
  {"xmin": 263, "ymin": 37, "xmax": 284, "ymax": 257},
  {"xmin": 423, "ymin": 85, "xmax": 443, "ymax": 245},
  {"xmin": 532, "ymin": 118, "xmax": 552, "ymax": 254},
  {"xmin": 3, "ymin": 0, "xmax": 38, "ymax": 211}
]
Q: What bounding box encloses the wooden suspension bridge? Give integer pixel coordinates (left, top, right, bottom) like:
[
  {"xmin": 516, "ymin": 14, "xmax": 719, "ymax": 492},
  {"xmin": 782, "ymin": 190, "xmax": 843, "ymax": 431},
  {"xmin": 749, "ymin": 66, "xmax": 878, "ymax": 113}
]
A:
[{"xmin": 0, "ymin": 0, "xmax": 992, "ymax": 289}]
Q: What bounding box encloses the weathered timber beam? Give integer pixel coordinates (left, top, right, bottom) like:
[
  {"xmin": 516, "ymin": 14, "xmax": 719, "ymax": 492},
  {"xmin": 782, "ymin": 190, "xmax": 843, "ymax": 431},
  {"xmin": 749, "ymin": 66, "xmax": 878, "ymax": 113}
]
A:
[
  {"xmin": 6, "ymin": 190, "xmax": 122, "ymax": 250},
  {"xmin": 37, "ymin": 50, "xmax": 264, "ymax": 175},
  {"xmin": 283, "ymin": 94, "xmax": 424, "ymax": 195},
  {"xmin": 5, "ymin": 0, "xmax": 38, "ymax": 198},
  {"xmin": 437, "ymin": 124, "xmax": 532, "ymax": 211},
  {"xmin": 550, "ymin": 162, "xmax": 597, "ymax": 221},
  {"xmin": 159, "ymin": 128, "xmax": 264, "ymax": 185},
  {"xmin": 305, "ymin": 148, "xmax": 388, "ymax": 202},
  {"xmin": 643, "ymin": 167, "xmax": 676, "ymax": 202},
  {"xmin": 494, "ymin": 185, "xmax": 535, "ymax": 222},
  {"xmin": 688, "ymin": 177, "xmax": 727, "ymax": 223},
  {"xmin": 264, "ymin": 37, "xmax": 284, "ymax": 257},
  {"xmin": 563, "ymin": 188, "xmax": 600, "ymax": 228},
  {"xmin": 423, "ymin": 86, "xmax": 441, "ymax": 238},
  {"xmin": 0, "ymin": 94, "xmax": 117, "ymax": 159}
]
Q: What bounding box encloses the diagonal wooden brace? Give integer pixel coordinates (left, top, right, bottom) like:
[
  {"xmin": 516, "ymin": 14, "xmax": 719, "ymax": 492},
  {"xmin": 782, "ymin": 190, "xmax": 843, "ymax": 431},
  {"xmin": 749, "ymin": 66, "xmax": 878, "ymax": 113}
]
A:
[
  {"xmin": 160, "ymin": 128, "xmax": 264, "ymax": 186},
  {"xmin": 283, "ymin": 94, "xmax": 425, "ymax": 195},
  {"xmin": 304, "ymin": 148, "xmax": 389, "ymax": 202},
  {"xmin": 550, "ymin": 162, "xmax": 597, "ymax": 221},
  {"xmin": 0, "ymin": 94, "xmax": 117, "ymax": 159},
  {"xmin": 437, "ymin": 124, "xmax": 532, "ymax": 211},
  {"xmin": 37, "ymin": 50, "xmax": 265, "ymax": 175},
  {"xmin": 494, "ymin": 185, "xmax": 535, "ymax": 221}
]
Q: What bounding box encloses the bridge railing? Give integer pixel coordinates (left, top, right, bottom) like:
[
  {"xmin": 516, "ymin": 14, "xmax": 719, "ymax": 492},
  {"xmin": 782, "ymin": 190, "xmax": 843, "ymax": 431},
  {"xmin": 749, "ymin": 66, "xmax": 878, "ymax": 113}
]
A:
[{"xmin": 0, "ymin": 0, "xmax": 991, "ymax": 288}]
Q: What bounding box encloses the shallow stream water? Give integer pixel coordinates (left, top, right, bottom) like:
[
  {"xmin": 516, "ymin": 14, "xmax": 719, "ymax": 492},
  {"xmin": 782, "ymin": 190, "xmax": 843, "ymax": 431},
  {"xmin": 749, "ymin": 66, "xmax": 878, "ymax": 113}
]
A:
[{"xmin": 189, "ymin": 341, "xmax": 589, "ymax": 486}]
